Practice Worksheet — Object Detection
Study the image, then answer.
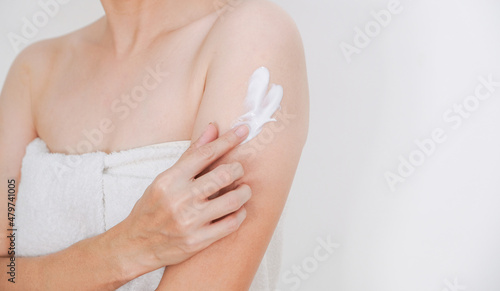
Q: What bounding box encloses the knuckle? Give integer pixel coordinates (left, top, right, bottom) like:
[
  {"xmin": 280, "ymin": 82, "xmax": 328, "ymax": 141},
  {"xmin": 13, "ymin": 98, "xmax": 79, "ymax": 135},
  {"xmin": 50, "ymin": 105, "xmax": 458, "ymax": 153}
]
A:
[
  {"xmin": 215, "ymin": 166, "xmax": 232, "ymax": 185},
  {"xmin": 155, "ymin": 183, "xmax": 169, "ymax": 196},
  {"xmin": 173, "ymin": 216, "xmax": 190, "ymax": 233},
  {"xmin": 201, "ymin": 180, "xmax": 219, "ymax": 197},
  {"xmin": 153, "ymin": 173, "xmax": 175, "ymax": 192},
  {"xmin": 197, "ymin": 144, "xmax": 215, "ymax": 160},
  {"xmin": 226, "ymin": 216, "xmax": 241, "ymax": 232},
  {"xmin": 149, "ymin": 183, "xmax": 168, "ymax": 203},
  {"xmin": 221, "ymin": 134, "xmax": 235, "ymax": 148},
  {"xmin": 185, "ymin": 142, "xmax": 199, "ymax": 154},
  {"xmin": 190, "ymin": 182, "xmax": 207, "ymax": 200},
  {"xmin": 182, "ymin": 236, "xmax": 200, "ymax": 253},
  {"xmin": 188, "ymin": 189, "xmax": 206, "ymax": 210},
  {"xmin": 231, "ymin": 162, "xmax": 244, "ymax": 177},
  {"xmin": 226, "ymin": 195, "xmax": 241, "ymax": 211}
]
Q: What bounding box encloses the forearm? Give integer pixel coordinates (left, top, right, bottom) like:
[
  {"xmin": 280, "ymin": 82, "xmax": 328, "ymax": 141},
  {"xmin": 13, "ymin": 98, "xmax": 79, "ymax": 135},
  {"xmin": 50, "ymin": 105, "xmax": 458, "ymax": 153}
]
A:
[
  {"xmin": 0, "ymin": 256, "xmax": 42, "ymax": 290},
  {"xmin": 0, "ymin": 230, "xmax": 129, "ymax": 290}
]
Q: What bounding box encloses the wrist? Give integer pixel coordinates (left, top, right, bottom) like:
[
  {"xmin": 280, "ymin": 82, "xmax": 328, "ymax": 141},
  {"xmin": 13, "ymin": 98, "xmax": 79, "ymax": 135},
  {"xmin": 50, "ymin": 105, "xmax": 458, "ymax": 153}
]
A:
[
  {"xmin": 98, "ymin": 219, "xmax": 156, "ymax": 285},
  {"xmin": 93, "ymin": 224, "xmax": 135, "ymax": 286}
]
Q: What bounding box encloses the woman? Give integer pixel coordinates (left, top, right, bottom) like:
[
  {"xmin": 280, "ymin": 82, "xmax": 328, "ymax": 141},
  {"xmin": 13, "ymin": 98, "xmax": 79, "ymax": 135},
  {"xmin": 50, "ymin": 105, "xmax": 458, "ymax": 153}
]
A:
[{"xmin": 0, "ymin": 0, "xmax": 309, "ymax": 289}]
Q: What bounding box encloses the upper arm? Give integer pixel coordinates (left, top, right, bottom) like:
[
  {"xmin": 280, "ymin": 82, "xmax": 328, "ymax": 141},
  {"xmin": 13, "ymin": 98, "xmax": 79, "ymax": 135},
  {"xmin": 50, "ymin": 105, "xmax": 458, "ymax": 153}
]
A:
[
  {"xmin": 158, "ymin": 1, "xmax": 309, "ymax": 289},
  {"xmin": 0, "ymin": 49, "xmax": 38, "ymax": 256}
]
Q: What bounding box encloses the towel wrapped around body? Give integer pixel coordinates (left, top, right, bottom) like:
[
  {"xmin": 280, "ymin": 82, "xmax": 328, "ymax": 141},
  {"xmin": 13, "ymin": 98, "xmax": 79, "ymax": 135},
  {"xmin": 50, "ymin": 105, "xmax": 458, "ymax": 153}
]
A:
[{"xmin": 15, "ymin": 137, "xmax": 284, "ymax": 291}]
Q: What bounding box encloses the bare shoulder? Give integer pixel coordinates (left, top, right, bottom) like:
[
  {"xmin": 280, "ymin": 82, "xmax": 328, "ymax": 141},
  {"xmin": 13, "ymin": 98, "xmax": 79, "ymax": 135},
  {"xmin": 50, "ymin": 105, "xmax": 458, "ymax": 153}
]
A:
[
  {"xmin": 1, "ymin": 37, "xmax": 60, "ymax": 106},
  {"xmin": 204, "ymin": 0, "xmax": 305, "ymax": 64},
  {"xmin": 214, "ymin": 0, "xmax": 300, "ymax": 34},
  {"xmin": 0, "ymin": 34, "xmax": 76, "ymax": 146},
  {"xmin": 5, "ymin": 40, "xmax": 62, "ymax": 98},
  {"xmin": 11, "ymin": 38, "xmax": 59, "ymax": 75},
  {"xmin": 194, "ymin": 0, "xmax": 308, "ymax": 142},
  {"xmin": 7, "ymin": 19, "xmax": 101, "ymax": 87}
]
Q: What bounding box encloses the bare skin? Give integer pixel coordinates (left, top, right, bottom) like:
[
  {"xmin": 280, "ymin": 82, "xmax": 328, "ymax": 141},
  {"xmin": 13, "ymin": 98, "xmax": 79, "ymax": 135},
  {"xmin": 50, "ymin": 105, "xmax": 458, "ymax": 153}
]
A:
[{"xmin": 0, "ymin": 0, "xmax": 309, "ymax": 289}]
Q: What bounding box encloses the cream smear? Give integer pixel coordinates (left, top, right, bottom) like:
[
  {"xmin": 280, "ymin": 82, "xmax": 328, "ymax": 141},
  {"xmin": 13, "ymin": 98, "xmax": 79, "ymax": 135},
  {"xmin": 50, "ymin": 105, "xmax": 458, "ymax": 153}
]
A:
[{"xmin": 233, "ymin": 67, "xmax": 283, "ymax": 144}]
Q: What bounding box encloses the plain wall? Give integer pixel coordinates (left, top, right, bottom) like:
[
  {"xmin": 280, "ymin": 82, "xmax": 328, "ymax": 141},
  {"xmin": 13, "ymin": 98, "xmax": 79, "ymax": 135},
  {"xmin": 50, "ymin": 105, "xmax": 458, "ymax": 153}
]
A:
[{"xmin": 1, "ymin": 1, "xmax": 500, "ymax": 290}]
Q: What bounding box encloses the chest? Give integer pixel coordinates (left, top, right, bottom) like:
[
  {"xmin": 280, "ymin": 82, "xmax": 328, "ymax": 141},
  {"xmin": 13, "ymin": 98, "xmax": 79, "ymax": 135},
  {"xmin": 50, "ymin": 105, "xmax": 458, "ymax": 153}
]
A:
[{"xmin": 34, "ymin": 39, "xmax": 208, "ymax": 154}]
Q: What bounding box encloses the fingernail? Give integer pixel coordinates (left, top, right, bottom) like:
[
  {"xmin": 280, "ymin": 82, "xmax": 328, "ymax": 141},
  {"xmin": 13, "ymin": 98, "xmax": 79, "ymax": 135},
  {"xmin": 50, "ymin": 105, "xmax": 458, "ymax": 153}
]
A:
[
  {"xmin": 235, "ymin": 124, "xmax": 249, "ymax": 137},
  {"xmin": 206, "ymin": 122, "xmax": 216, "ymax": 132}
]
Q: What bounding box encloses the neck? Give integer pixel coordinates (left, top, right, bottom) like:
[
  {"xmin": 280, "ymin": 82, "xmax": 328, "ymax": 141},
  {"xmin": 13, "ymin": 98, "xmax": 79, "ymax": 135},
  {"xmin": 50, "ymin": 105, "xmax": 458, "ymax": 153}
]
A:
[{"xmin": 99, "ymin": 0, "xmax": 220, "ymax": 57}]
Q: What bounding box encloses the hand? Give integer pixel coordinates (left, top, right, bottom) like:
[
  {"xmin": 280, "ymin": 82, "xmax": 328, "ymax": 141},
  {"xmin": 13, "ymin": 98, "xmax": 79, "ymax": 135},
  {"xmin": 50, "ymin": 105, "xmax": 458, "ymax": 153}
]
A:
[{"xmin": 114, "ymin": 123, "xmax": 252, "ymax": 278}]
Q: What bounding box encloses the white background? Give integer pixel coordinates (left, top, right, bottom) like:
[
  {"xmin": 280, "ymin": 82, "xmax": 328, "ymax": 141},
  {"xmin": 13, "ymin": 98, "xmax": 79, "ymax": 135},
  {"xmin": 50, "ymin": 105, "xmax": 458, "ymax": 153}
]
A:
[{"xmin": 1, "ymin": 0, "xmax": 500, "ymax": 290}]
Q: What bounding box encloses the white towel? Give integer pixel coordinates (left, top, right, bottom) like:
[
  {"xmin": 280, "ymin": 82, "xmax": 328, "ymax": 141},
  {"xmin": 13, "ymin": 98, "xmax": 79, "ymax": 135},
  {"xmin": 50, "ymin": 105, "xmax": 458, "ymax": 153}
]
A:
[{"xmin": 15, "ymin": 137, "xmax": 283, "ymax": 290}]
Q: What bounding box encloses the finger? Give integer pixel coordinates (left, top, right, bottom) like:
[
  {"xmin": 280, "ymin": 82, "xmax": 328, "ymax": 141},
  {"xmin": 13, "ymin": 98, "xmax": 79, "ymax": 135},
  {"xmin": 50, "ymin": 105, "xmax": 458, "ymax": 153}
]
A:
[
  {"xmin": 177, "ymin": 124, "xmax": 249, "ymax": 179},
  {"xmin": 196, "ymin": 206, "xmax": 247, "ymax": 248},
  {"xmin": 155, "ymin": 123, "xmax": 218, "ymax": 181},
  {"xmin": 189, "ymin": 123, "xmax": 219, "ymax": 151},
  {"xmin": 200, "ymin": 184, "xmax": 251, "ymax": 223},
  {"xmin": 190, "ymin": 162, "xmax": 244, "ymax": 200}
]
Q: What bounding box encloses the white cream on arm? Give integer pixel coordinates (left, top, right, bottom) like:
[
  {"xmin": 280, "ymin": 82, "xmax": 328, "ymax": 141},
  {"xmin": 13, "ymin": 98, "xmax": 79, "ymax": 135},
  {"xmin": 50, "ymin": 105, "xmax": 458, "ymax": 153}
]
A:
[{"xmin": 232, "ymin": 67, "xmax": 283, "ymax": 144}]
